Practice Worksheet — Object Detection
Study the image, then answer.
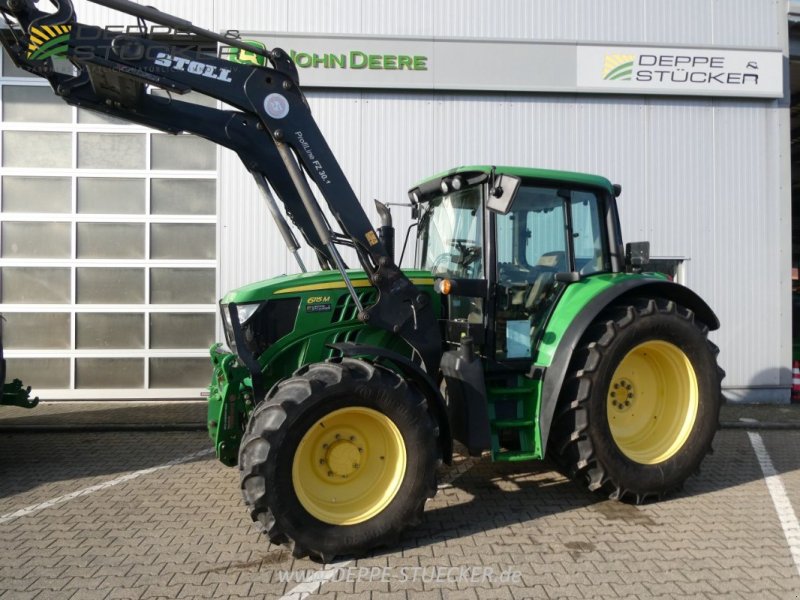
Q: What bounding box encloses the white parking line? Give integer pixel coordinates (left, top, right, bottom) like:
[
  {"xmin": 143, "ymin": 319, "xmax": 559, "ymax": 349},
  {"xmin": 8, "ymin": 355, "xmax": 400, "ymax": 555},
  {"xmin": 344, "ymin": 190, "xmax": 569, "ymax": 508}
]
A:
[
  {"xmin": 278, "ymin": 560, "xmax": 353, "ymax": 600},
  {"xmin": 748, "ymin": 431, "xmax": 800, "ymax": 577},
  {"xmin": 0, "ymin": 448, "xmax": 214, "ymax": 525},
  {"xmin": 278, "ymin": 454, "xmax": 483, "ymax": 600}
]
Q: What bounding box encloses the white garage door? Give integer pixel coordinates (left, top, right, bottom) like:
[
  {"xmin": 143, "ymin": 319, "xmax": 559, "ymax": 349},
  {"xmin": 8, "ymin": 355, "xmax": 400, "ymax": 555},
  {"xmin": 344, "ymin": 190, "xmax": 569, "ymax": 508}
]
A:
[{"xmin": 0, "ymin": 54, "xmax": 219, "ymax": 400}]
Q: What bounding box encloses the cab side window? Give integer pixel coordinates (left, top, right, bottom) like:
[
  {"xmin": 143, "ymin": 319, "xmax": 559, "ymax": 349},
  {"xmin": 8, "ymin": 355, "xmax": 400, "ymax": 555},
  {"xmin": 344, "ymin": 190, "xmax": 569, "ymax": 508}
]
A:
[{"xmin": 571, "ymin": 192, "xmax": 605, "ymax": 275}]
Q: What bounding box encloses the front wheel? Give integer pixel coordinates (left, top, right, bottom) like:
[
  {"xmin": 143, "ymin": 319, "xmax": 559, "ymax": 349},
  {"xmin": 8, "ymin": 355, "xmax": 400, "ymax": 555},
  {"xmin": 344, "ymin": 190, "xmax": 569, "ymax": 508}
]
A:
[
  {"xmin": 238, "ymin": 358, "xmax": 438, "ymax": 561},
  {"xmin": 548, "ymin": 298, "xmax": 723, "ymax": 503}
]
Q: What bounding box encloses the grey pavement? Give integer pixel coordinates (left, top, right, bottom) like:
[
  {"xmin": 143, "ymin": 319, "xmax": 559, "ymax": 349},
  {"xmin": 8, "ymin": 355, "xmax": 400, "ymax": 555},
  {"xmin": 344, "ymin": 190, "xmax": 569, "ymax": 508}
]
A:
[
  {"xmin": 1, "ymin": 423, "xmax": 799, "ymax": 599},
  {"xmin": 0, "ymin": 401, "xmax": 208, "ymax": 430}
]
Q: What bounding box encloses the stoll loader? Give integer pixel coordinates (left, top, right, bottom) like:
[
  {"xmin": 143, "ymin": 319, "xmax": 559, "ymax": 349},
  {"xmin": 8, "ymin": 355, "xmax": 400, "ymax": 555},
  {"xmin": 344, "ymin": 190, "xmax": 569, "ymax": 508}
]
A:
[{"xmin": 1, "ymin": 0, "xmax": 724, "ymax": 561}]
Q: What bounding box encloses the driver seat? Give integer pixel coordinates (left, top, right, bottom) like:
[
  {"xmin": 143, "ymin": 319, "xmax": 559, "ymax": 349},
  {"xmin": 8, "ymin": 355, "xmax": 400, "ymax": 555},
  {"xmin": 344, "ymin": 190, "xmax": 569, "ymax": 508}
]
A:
[{"xmin": 524, "ymin": 251, "xmax": 565, "ymax": 311}]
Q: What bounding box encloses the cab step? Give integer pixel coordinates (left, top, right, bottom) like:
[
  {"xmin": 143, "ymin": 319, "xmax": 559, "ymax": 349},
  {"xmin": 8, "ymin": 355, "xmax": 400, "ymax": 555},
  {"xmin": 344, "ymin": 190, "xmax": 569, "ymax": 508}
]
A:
[
  {"xmin": 491, "ymin": 419, "xmax": 535, "ymax": 429},
  {"xmin": 492, "ymin": 450, "xmax": 540, "ymax": 463},
  {"xmin": 486, "ymin": 386, "xmax": 532, "ymax": 396},
  {"xmin": 486, "ymin": 377, "xmax": 541, "ymax": 462}
]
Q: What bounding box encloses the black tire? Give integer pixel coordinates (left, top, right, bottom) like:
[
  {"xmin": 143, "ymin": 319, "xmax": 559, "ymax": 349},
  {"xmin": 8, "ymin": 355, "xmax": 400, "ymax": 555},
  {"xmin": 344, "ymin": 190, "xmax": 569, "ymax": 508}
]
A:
[
  {"xmin": 239, "ymin": 357, "xmax": 439, "ymax": 561},
  {"xmin": 548, "ymin": 298, "xmax": 724, "ymax": 503}
]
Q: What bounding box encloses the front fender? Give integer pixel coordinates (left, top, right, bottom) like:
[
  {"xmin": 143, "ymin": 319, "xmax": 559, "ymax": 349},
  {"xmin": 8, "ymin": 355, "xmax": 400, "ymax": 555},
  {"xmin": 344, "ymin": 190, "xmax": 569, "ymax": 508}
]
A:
[
  {"xmin": 538, "ymin": 276, "xmax": 719, "ymax": 452},
  {"xmin": 329, "ymin": 341, "xmax": 453, "ymax": 464}
]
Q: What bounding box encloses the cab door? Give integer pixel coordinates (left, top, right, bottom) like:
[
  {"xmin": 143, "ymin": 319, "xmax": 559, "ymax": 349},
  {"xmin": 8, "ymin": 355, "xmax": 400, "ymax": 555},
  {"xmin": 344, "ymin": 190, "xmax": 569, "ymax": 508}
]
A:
[
  {"xmin": 490, "ymin": 185, "xmax": 608, "ymax": 365},
  {"xmin": 416, "ymin": 186, "xmax": 488, "ymax": 348}
]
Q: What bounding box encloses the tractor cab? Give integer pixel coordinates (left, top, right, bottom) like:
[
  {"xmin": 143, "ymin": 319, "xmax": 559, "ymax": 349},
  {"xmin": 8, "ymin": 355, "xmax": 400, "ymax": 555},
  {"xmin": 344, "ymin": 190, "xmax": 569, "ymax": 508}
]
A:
[{"xmin": 412, "ymin": 166, "xmax": 620, "ymax": 367}]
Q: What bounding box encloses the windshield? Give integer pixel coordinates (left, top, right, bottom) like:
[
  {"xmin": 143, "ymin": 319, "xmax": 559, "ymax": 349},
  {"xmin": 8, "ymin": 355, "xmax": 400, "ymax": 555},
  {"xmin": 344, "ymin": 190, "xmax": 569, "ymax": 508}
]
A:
[{"xmin": 416, "ymin": 186, "xmax": 483, "ymax": 279}]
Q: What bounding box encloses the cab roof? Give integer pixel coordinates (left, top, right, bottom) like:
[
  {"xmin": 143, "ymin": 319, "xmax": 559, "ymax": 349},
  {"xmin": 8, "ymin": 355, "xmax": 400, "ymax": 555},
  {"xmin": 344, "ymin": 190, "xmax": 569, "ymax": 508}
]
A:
[{"xmin": 411, "ymin": 165, "xmax": 615, "ymax": 197}]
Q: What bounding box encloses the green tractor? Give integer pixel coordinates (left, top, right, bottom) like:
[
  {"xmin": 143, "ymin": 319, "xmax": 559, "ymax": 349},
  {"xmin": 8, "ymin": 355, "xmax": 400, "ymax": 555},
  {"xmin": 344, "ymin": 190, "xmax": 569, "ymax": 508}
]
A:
[
  {"xmin": 0, "ymin": 0, "xmax": 722, "ymax": 563},
  {"xmin": 212, "ymin": 167, "xmax": 723, "ymax": 560}
]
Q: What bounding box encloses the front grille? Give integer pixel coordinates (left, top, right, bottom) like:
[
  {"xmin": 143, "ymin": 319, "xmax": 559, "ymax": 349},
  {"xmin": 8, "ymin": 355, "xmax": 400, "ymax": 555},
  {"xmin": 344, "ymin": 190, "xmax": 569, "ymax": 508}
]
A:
[
  {"xmin": 331, "ymin": 290, "xmax": 376, "ymax": 323},
  {"xmin": 240, "ymin": 297, "xmax": 300, "ymax": 357},
  {"xmin": 327, "ymin": 328, "xmax": 361, "ymax": 358}
]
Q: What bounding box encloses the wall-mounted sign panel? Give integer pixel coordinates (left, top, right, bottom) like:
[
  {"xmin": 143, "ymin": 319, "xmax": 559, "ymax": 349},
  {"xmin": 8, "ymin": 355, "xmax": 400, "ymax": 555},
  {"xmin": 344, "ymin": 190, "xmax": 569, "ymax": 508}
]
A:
[
  {"xmin": 233, "ymin": 33, "xmax": 784, "ymax": 99},
  {"xmin": 576, "ymin": 46, "xmax": 783, "ymax": 97}
]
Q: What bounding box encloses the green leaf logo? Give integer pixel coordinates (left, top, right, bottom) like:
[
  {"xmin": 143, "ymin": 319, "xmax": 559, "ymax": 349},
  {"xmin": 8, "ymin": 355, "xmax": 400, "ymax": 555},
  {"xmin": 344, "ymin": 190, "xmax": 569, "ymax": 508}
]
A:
[
  {"xmin": 227, "ymin": 40, "xmax": 267, "ymax": 67},
  {"xmin": 27, "ymin": 25, "xmax": 71, "ymax": 61},
  {"xmin": 603, "ymin": 54, "xmax": 635, "ymax": 81}
]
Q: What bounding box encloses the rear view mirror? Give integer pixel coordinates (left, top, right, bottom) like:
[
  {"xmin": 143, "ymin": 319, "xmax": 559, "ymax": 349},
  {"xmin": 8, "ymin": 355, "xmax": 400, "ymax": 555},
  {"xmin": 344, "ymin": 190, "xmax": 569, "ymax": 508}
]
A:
[
  {"xmin": 486, "ymin": 174, "xmax": 521, "ymax": 215},
  {"xmin": 625, "ymin": 241, "xmax": 650, "ymax": 271}
]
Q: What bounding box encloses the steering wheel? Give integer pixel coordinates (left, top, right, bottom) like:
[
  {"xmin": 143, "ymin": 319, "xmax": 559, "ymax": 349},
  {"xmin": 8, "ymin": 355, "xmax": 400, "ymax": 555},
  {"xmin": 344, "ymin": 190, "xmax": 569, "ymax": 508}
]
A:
[
  {"xmin": 430, "ymin": 252, "xmax": 453, "ymax": 275},
  {"xmin": 430, "ymin": 239, "xmax": 481, "ymax": 276}
]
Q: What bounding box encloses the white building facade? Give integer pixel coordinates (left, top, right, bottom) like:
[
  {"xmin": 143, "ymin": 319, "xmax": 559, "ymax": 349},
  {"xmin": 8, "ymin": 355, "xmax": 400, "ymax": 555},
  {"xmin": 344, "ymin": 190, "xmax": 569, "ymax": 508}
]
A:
[{"xmin": 0, "ymin": 0, "xmax": 791, "ymax": 402}]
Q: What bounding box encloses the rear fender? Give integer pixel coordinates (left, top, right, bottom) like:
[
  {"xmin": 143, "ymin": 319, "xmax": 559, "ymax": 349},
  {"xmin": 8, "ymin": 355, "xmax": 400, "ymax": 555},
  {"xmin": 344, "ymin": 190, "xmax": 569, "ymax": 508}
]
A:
[{"xmin": 539, "ymin": 279, "xmax": 719, "ymax": 451}]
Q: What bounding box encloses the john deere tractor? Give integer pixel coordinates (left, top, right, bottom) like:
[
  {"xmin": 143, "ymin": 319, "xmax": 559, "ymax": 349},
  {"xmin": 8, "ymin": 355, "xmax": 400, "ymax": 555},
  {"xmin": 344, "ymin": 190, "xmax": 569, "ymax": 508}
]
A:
[{"xmin": 1, "ymin": 0, "xmax": 722, "ymax": 562}]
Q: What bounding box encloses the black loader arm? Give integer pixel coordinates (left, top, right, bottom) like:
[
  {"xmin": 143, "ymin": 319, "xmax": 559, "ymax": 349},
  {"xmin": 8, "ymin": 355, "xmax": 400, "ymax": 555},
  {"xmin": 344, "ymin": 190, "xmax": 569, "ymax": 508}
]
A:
[{"xmin": 0, "ymin": 0, "xmax": 442, "ymax": 374}]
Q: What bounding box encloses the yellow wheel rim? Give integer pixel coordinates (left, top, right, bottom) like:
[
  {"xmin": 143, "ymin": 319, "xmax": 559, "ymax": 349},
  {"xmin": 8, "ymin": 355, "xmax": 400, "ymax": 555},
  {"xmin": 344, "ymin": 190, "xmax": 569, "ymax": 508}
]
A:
[
  {"xmin": 607, "ymin": 341, "xmax": 699, "ymax": 465},
  {"xmin": 291, "ymin": 407, "xmax": 407, "ymax": 525}
]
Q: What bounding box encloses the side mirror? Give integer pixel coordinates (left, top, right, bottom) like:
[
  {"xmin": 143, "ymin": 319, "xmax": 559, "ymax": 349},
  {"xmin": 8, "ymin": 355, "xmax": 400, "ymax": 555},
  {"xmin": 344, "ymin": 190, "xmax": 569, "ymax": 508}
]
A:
[
  {"xmin": 486, "ymin": 174, "xmax": 521, "ymax": 215},
  {"xmin": 625, "ymin": 241, "xmax": 650, "ymax": 271}
]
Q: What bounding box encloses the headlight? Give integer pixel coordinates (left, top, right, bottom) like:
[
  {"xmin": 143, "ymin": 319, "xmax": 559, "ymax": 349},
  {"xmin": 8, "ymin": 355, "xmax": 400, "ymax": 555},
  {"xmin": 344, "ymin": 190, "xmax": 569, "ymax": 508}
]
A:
[
  {"xmin": 221, "ymin": 298, "xmax": 300, "ymax": 361},
  {"xmin": 220, "ymin": 303, "xmax": 235, "ymax": 351},
  {"xmin": 236, "ymin": 302, "xmax": 260, "ymax": 325}
]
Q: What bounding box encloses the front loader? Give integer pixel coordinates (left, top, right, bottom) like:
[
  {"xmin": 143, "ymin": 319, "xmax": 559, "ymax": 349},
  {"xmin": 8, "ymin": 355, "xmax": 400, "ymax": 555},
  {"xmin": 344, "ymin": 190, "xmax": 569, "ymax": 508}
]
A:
[{"xmin": 0, "ymin": 0, "xmax": 724, "ymax": 561}]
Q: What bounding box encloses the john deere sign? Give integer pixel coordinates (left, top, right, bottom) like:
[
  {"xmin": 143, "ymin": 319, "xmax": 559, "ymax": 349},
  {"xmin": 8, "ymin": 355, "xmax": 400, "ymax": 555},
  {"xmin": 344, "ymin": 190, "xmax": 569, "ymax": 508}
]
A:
[
  {"xmin": 230, "ymin": 33, "xmax": 783, "ymax": 99},
  {"xmin": 289, "ymin": 50, "xmax": 427, "ymax": 71},
  {"xmin": 230, "ymin": 39, "xmax": 427, "ymax": 72},
  {"xmin": 229, "ymin": 35, "xmax": 434, "ymax": 89}
]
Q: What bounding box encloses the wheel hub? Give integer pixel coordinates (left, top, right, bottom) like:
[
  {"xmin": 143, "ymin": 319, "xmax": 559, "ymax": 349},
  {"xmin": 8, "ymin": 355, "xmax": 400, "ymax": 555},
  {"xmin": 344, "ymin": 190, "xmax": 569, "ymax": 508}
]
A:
[
  {"xmin": 609, "ymin": 378, "xmax": 636, "ymax": 412},
  {"xmin": 606, "ymin": 341, "xmax": 699, "ymax": 465},
  {"xmin": 322, "ymin": 437, "xmax": 362, "ymax": 479},
  {"xmin": 292, "ymin": 406, "xmax": 407, "ymax": 525}
]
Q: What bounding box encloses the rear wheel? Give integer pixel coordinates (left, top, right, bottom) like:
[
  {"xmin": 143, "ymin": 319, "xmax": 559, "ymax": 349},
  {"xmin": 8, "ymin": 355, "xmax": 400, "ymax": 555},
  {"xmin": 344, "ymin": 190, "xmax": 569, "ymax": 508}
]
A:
[
  {"xmin": 549, "ymin": 298, "xmax": 723, "ymax": 503},
  {"xmin": 239, "ymin": 358, "xmax": 438, "ymax": 561}
]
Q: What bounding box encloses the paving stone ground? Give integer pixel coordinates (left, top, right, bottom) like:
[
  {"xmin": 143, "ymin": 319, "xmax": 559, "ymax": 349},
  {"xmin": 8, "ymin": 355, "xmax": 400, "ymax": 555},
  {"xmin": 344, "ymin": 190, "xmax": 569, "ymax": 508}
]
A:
[{"xmin": 1, "ymin": 427, "xmax": 799, "ymax": 599}]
